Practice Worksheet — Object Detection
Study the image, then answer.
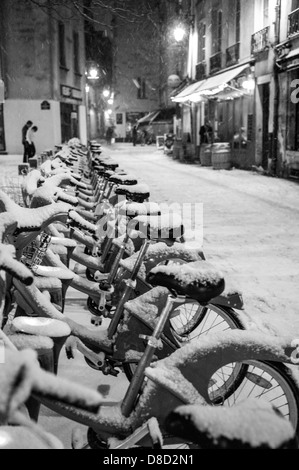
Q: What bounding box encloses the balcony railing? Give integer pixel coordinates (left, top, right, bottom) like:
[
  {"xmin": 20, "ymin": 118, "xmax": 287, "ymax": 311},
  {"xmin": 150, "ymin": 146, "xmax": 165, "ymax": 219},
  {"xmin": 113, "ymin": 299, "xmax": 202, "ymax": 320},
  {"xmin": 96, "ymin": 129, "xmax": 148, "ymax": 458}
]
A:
[
  {"xmin": 210, "ymin": 52, "xmax": 222, "ymax": 74},
  {"xmin": 251, "ymin": 26, "xmax": 270, "ymax": 55},
  {"xmin": 289, "ymin": 8, "xmax": 299, "ymax": 36},
  {"xmin": 226, "ymin": 43, "xmax": 240, "ymax": 67},
  {"xmin": 195, "ymin": 62, "xmax": 207, "ymax": 80}
]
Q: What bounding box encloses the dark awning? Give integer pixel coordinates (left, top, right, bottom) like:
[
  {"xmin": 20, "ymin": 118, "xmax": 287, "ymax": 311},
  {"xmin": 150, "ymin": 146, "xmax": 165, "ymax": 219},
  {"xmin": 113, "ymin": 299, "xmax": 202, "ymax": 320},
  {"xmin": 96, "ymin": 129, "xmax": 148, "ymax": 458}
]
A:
[{"xmin": 137, "ymin": 108, "xmax": 176, "ymax": 125}]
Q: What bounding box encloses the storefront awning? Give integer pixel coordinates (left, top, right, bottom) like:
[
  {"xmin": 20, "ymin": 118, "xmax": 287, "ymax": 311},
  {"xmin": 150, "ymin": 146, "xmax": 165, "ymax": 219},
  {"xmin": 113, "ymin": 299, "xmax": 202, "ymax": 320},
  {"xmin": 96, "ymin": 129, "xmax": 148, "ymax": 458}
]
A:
[
  {"xmin": 137, "ymin": 111, "xmax": 161, "ymax": 125},
  {"xmin": 171, "ymin": 80, "xmax": 206, "ymax": 103},
  {"xmin": 173, "ymin": 63, "xmax": 251, "ymax": 103},
  {"xmin": 137, "ymin": 108, "xmax": 176, "ymax": 125}
]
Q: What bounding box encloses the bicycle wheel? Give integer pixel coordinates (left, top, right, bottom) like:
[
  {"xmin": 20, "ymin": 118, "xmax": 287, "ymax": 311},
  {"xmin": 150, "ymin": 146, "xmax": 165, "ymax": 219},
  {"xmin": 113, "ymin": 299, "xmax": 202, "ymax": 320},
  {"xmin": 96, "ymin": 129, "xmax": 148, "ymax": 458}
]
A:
[
  {"xmin": 169, "ymin": 303, "xmax": 245, "ymax": 343},
  {"xmin": 123, "ymin": 304, "xmax": 246, "ymax": 392},
  {"xmin": 209, "ymin": 361, "xmax": 299, "ymax": 436}
]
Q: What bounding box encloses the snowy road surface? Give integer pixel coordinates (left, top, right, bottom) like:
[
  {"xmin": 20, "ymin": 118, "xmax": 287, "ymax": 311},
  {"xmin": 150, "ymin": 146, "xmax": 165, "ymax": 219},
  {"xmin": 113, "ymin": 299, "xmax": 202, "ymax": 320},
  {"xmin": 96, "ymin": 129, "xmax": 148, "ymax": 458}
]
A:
[
  {"xmin": 106, "ymin": 144, "xmax": 299, "ymax": 338},
  {"xmin": 2, "ymin": 148, "xmax": 299, "ymax": 448}
]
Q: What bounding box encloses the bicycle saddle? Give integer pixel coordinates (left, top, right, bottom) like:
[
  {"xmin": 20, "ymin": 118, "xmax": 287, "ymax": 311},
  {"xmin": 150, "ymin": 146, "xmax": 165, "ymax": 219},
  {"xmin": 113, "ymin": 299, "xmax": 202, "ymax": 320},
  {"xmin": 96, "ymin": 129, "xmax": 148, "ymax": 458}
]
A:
[
  {"xmin": 165, "ymin": 400, "xmax": 296, "ymax": 449},
  {"xmin": 115, "ymin": 184, "xmax": 150, "ymax": 202},
  {"xmin": 12, "ymin": 317, "xmax": 71, "ymax": 339},
  {"xmin": 109, "ymin": 174, "xmax": 138, "ymax": 186},
  {"xmin": 146, "ymin": 260, "xmax": 225, "ymax": 303},
  {"xmin": 133, "ymin": 213, "xmax": 184, "ymax": 241},
  {"xmin": 118, "ymin": 201, "xmax": 161, "ymax": 218},
  {"xmin": 101, "ymin": 161, "xmax": 119, "ymax": 171}
]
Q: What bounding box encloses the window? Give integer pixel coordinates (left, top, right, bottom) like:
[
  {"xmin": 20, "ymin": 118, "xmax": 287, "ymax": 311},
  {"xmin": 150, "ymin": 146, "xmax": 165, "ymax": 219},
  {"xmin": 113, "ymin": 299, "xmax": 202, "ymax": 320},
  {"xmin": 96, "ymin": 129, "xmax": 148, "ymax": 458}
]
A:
[
  {"xmin": 59, "ymin": 22, "xmax": 66, "ymax": 68},
  {"xmin": 116, "ymin": 113, "xmax": 123, "ymax": 125},
  {"xmin": 263, "ymin": 0, "xmax": 269, "ymax": 27},
  {"xmin": 73, "ymin": 32, "xmax": 80, "ymax": 75},
  {"xmin": 198, "ymin": 22, "xmax": 206, "ymax": 63},
  {"xmin": 212, "ymin": 9, "xmax": 222, "ymax": 54},
  {"xmin": 137, "ymin": 78, "xmax": 147, "ymax": 99},
  {"xmin": 236, "ymin": 0, "xmax": 241, "ymax": 43}
]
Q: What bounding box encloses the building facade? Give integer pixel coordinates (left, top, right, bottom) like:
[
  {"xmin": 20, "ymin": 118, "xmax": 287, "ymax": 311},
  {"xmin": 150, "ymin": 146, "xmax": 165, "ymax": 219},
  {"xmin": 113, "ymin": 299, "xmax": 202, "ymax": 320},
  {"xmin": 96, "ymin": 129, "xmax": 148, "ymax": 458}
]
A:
[
  {"xmin": 105, "ymin": 0, "xmax": 186, "ymax": 141},
  {"xmin": 0, "ymin": 0, "xmax": 87, "ymax": 155},
  {"xmin": 173, "ymin": 0, "xmax": 295, "ymax": 175},
  {"xmin": 276, "ymin": 0, "xmax": 299, "ymax": 177}
]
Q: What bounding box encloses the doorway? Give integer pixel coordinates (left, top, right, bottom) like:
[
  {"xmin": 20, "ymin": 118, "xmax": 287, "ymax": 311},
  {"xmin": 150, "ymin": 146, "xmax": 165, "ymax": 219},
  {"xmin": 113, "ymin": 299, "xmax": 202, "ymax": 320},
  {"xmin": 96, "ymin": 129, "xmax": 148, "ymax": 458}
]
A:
[
  {"xmin": 261, "ymin": 83, "xmax": 270, "ymax": 169},
  {"xmin": 0, "ymin": 104, "xmax": 6, "ymax": 152}
]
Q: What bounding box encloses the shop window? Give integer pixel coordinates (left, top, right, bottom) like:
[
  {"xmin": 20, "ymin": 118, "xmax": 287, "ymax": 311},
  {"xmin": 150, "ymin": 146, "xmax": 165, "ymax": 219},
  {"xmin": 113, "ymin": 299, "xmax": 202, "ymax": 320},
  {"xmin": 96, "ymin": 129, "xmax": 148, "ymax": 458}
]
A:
[
  {"xmin": 59, "ymin": 22, "xmax": 67, "ymax": 69},
  {"xmin": 116, "ymin": 113, "xmax": 123, "ymax": 125}
]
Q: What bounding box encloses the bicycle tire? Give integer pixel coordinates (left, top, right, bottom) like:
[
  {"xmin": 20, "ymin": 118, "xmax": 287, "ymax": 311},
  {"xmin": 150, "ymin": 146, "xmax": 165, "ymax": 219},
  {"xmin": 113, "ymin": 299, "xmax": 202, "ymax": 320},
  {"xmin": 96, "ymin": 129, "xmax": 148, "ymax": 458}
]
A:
[
  {"xmin": 210, "ymin": 360, "xmax": 299, "ymax": 436},
  {"xmin": 123, "ymin": 304, "xmax": 246, "ymax": 394}
]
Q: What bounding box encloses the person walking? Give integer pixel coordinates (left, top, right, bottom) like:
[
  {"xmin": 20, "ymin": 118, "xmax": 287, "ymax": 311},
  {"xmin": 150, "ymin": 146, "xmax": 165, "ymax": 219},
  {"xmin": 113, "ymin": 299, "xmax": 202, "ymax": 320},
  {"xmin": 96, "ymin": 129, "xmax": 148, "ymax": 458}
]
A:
[
  {"xmin": 106, "ymin": 126, "xmax": 114, "ymax": 145},
  {"xmin": 132, "ymin": 125, "xmax": 138, "ymax": 146},
  {"xmin": 25, "ymin": 125, "xmax": 38, "ymax": 161},
  {"xmin": 22, "ymin": 120, "xmax": 33, "ymax": 163}
]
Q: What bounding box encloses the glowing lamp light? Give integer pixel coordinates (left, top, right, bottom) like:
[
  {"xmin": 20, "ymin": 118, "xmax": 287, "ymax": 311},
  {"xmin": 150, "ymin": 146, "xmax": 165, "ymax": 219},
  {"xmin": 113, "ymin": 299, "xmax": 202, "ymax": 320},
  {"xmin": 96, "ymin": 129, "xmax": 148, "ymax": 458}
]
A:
[
  {"xmin": 108, "ymin": 98, "xmax": 114, "ymax": 105},
  {"xmin": 103, "ymin": 89, "xmax": 110, "ymax": 98},
  {"xmin": 85, "ymin": 85, "xmax": 90, "ymax": 93},
  {"xmin": 88, "ymin": 68, "xmax": 99, "ymax": 80},
  {"xmin": 242, "ymin": 76, "xmax": 255, "ymax": 92},
  {"xmin": 174, "ymin": 25, "xmax": 186, "ymax": 42}
]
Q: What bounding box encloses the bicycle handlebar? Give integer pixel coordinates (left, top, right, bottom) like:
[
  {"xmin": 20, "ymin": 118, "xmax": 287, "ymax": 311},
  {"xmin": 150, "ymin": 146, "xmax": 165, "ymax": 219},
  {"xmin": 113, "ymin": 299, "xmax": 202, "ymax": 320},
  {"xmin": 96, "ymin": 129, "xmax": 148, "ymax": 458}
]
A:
[
  {"xmin": 0, "ymin": 245, "xmax": 33, "ymax": 285},
  {"xmin": 0, "ymin": 213, "xmax": 33, "ymax": 284}
]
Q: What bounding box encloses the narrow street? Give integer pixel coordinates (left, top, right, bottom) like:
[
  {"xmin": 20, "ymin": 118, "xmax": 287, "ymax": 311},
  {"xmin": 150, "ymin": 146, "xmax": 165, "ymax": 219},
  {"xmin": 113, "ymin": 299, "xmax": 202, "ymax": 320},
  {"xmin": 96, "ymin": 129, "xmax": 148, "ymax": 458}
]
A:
[{"xmin": 104, "ymin": 143, "xmax": 299, "ymax": 338}]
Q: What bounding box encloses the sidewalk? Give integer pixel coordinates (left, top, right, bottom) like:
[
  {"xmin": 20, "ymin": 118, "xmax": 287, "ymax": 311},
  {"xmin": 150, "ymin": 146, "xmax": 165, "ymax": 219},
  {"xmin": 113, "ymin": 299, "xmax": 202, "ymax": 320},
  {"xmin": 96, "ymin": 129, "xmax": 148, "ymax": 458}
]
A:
[{"xmin": 0, "ymin": 155, "xmax": 23, "ymax": 181}]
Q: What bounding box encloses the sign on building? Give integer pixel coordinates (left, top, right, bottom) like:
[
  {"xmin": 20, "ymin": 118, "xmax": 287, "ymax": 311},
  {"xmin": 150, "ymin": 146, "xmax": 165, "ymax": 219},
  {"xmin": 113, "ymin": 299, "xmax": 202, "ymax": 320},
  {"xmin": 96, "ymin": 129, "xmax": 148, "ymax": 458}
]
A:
[{"xmin": 41, "ymin": 100, "xmax": 51, "ymax": 110}]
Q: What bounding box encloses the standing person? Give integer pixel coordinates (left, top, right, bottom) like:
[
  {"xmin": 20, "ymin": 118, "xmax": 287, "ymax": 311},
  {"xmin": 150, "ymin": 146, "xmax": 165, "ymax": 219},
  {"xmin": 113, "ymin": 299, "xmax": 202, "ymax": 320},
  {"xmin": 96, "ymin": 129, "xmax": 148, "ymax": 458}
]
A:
[
  {"xmin": 199, "ymin": 120, "xmax": 214, "ymax": 145},
  {"xmin": 22, "ymin": 120, "xmax": 33, "ymax": 163},
  {"xmin": 26, "ymin": 125, "xmax": 38, "ymax": 161},
  {"xmin": 132, "ymin": 125, "xmax": 138, "ymax": 146},
  {"xmin": 106, "ymin": 126, "xmax": 113, "ymax": 145}
]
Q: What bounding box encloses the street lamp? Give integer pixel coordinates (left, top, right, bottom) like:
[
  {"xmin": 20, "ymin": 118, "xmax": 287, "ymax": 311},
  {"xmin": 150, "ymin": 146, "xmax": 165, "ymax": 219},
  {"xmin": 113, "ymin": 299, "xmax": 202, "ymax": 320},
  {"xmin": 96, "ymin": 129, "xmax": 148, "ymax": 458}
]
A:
[
  {"xmin": 103, "ymin": 89, "xmax": 110, "ymax": 98},
  {"xmin": 88, "ymin": 67, "xmax": 100, "ymax": 80},
  {"xmin": 174, "ymin": 25, "xmax": 186, "ymax": 42}
]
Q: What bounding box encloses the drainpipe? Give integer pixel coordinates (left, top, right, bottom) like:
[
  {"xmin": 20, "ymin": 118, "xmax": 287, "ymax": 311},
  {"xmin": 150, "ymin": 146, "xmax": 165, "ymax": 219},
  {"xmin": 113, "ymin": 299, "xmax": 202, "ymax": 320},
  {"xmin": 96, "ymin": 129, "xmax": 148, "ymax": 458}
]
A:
[{"xmin": 272, "ymin": 0, "xmax": 281, "ymax": 176}]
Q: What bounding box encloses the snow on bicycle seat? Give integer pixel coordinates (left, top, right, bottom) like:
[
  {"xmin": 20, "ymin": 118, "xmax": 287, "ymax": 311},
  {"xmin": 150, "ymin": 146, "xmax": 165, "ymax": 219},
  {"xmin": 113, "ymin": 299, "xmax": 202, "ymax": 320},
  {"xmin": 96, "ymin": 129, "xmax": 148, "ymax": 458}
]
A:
[
  {"xmin": 133, "ymin": 213, "xmax": 184, "ymax": 241},
  {"xmin": 109, "ymin": 174, "xmax": 138, "ymax": 186},
  {"xmin": 165, "ymin": 400, "xmax": 296, "ymax": 449},
  {"xmin": 115, "ymin": 184, "xmax": 150, "ymax": 201},
  {"xmin": 101, "ymin": 161, "xmax": 119, "ymax": 171},
  {"xmin": 146, "ymin": 260, "xmax": 225, "ymax": 304},
  {"xmin": 12, "ymin": 317, "xmax": 71, "ymax": 339},
  {"xmin": 118, "ymin": 201, "xmax": 161, "ymax": 218},
  {"xmin": 0, "ymin": 190, "xmax": 70, "ymax": 234}
]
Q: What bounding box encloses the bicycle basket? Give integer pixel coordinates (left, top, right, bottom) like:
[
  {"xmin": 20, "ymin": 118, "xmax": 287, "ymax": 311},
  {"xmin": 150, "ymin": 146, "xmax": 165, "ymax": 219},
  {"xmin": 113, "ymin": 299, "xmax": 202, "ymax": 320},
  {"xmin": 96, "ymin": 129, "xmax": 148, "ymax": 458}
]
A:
[{"xmin": 21, "ymin": 232, "xmax": 52, "ymax": 271}]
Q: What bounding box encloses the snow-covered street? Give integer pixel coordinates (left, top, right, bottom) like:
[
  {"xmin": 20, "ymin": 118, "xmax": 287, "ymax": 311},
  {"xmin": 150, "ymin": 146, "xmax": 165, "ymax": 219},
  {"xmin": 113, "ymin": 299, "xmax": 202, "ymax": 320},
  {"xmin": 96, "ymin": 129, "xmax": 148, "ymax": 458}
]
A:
[{"xmin": 103, "ymin": 143, "xmax": 299, "ymax": 338}]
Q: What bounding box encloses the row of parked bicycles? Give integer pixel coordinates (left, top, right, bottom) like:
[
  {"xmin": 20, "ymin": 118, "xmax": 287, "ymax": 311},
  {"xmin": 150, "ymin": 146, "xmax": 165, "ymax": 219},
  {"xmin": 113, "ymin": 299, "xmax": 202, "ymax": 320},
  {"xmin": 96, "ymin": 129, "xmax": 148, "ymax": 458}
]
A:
[{"xmin": 0, "ymin": 138, "xmax": 298, "ymax": 449}]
